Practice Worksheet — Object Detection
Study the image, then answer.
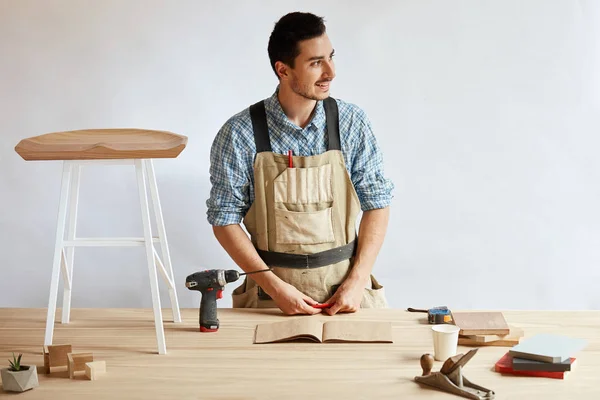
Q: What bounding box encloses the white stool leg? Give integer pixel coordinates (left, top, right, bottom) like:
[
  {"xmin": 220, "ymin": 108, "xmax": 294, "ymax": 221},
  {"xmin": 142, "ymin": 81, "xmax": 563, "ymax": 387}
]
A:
[
  {"xmin": 144, "ymin": 159, "xmax": 182, "ymax": 323},
  {"xmin": 62, "ymin": 163, "xmax": 80, "ymax": 323},
  {"xmin": 45, "ymin": 161, "xmax": 72, "ymax": 346},
  {"xmin": 135, "ymin": 159, "xmax": 167, "ymax": 355}
]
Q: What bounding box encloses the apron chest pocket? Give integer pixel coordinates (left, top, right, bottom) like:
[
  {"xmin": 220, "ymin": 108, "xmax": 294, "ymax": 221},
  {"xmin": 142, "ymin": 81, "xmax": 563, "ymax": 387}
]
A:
[
  {"xmin": 274, "ymin": 206, "xmax": 334, "ymax": 244},
  {"xmin": 273, "ymin": 164, "xmax": 335, "ymax": 245}
]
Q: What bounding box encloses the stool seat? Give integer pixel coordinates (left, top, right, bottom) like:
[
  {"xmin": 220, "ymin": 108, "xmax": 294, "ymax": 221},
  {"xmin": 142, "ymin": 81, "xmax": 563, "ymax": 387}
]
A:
[{"xmin": 15, "ymin": 128, "xmax": 187, "ymax": 161}]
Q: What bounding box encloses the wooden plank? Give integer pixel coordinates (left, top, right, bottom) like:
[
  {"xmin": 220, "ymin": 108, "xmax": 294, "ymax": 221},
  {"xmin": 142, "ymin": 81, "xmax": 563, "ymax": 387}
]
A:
[
  {"xmin": 462, "ymin": 325, "xmax": 524, "ymax": 343},
  {"xmin": 458, "ymin": 336, "xmax": 521, "ymax": 346},
  {"xmin": 451, "ymin": 311, "xmax": 510, "ymax": 335}
]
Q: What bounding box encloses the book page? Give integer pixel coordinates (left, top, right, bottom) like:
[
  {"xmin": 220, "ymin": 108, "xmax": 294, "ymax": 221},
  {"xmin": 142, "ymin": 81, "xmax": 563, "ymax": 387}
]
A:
[
  {"xmin": 254, "ymin": 318, "xmax": 324, "ymax": 344},
  {"xmin": 322, "ymin": 321, "xmax": 393, "ymax": 343}
]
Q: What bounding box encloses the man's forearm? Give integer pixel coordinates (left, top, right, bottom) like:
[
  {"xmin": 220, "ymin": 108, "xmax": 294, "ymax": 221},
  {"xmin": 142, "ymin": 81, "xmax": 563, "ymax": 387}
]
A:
[
  {"xmin": 347, "ymin": 207, "xmax": 390, "ymax": 285},
  {"xmin": 212, "ymin": 225, "xmax": 282, "ymax": 293}
]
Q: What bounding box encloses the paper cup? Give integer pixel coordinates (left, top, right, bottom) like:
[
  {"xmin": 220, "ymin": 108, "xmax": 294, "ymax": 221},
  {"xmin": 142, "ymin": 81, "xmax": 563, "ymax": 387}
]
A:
[{"xmin": 431, "ymin": 324, "xmax": 460, "ymax": 361}]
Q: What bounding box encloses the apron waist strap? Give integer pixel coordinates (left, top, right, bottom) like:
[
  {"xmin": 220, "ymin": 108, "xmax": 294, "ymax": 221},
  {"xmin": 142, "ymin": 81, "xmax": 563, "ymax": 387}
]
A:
[{"xmin": 255, "ymin": 239, "xmax": 357, "ymax": 269}]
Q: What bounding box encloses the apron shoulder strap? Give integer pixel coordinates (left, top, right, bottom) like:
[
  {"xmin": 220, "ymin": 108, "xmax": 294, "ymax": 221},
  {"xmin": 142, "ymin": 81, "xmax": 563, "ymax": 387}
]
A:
[
  {"xmin": 323, "ymin": 97, "xmax": 341, "ymax": 151},
  {"xmin": 249, "ymin": 100, "xmax": 272, "ymax": 152},
  {"xmin": 250, "ymin": 97, "xmax": 340, "ymax": 153}
]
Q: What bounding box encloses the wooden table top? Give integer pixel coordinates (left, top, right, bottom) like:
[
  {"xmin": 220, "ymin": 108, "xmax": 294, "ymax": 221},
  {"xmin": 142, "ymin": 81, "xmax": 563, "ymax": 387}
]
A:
[
  {"xmin": 14, "ymin": 128, "xmax": 187, "ymax": 160},
  {"xmin": 0, "ymin": 308, "xmax": 598, "ymax": 399}
]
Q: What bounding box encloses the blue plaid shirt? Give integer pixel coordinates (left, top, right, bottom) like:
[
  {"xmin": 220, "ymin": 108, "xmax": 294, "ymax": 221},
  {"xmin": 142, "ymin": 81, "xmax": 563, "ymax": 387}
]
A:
[{"xmin": 206, "ymin": 88, "xmax": 394, "ymax": 226}]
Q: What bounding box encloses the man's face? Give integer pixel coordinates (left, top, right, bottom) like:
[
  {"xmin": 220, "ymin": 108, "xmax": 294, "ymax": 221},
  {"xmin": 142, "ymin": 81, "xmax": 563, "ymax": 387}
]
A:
[{"xmin": 282, "ymin": 34, "xmax": 336, "ymax": 101}]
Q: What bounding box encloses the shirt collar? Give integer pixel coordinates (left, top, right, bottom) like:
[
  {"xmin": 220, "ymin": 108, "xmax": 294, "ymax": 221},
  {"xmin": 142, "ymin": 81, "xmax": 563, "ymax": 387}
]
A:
[{"xmin": 264, "ymin": 86, "xmax": 327, "ymax": 132}]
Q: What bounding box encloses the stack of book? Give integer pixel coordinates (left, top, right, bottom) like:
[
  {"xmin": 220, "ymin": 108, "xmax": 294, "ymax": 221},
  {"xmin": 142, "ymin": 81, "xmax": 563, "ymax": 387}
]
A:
[
  {"xmin": 453, "ymin": 311, "xmax": 524, "ymax": 347},
  {"xmin": 494, "ymin": 333, "xmax": 588, "ymax": 379}
]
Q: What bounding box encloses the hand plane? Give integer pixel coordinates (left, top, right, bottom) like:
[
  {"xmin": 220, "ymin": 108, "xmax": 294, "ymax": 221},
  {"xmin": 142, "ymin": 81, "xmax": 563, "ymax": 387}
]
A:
[{"xmin": 414, "ymin": 349, "xmax": 495, "ymax": 400}]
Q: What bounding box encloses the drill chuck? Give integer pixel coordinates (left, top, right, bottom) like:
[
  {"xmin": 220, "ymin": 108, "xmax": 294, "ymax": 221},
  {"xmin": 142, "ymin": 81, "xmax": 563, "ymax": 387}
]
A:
[{"xmin": 225, "ymin": 270, "xmax": 240, "ymax": 283}]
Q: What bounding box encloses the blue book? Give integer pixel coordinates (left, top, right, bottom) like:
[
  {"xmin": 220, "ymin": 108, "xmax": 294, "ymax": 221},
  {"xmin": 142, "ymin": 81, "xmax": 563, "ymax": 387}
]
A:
[{"xmin": 508, "ymin": 333, "xmax": 587, "ymax": 363}]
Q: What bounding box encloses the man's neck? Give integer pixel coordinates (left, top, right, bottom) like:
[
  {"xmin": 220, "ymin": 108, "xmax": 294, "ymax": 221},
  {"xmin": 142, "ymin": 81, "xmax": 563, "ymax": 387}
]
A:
[{"xmin": 277, "ymin": 84, "xmax": 317, "ymax": 129}]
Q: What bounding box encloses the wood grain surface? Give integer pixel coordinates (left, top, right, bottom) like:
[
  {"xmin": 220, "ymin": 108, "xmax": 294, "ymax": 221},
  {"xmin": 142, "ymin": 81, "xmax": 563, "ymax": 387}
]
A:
[
  {"xmin": 0, "ymin": 308, "xmax": 598, "ymax": 399},
  {"xmin": 14, "ymin": 129, "xmax": 187, "ymax": 160}
]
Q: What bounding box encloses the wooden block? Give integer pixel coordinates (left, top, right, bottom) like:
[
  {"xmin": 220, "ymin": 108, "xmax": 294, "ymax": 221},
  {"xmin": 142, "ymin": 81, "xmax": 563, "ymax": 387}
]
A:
[
  {"xmin": 67, "ymin": 353, "xmax": 94, "ymax": 379},
  {"xmin": 459, "ymin": 336, "xmax": 521, "ymax": 347},
  {"xmin": 43, "ymin": 344, "xmax": 72, "ymax": 373},
  {"xmin": 43, "ymin": 346, "xmax": 49, "ymax": 374},
  {"xmin": 463, "ymin": 326, "xmax": 524, "ymax": 343},
  {"xmin": 48, "ymin": 344, "xmax": 72, "ymax": 367},
  {"xmin": 451, "ymin": 311, "xmax": 510, "ymax": 335},
  {"xmin": 85, "ymin": 361, "xmax": 106, "ymax": 380},
  {"xmin": 459, "ymin": 325, "xmax": 524, "ymax": 347}
]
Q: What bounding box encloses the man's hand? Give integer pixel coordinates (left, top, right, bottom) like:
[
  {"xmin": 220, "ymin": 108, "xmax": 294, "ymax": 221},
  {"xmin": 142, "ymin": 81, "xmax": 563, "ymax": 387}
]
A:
[
  {"xmin": 212, "ymin": 224, "xmax": 317, "ymax": 315},
  {"xmin": 323, "ymin": 276, "xmax": 365, "ymax": 316},
  {"xmin": 269, "ymin": 281, "xmax": 323, "ymax": 315},
  {"xmin": 323, "ymin": 207, "xmax": 390, "ymax": 316}
]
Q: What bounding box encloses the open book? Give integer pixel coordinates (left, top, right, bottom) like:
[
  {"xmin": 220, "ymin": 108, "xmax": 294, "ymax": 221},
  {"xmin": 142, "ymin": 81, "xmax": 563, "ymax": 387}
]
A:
[{"xmin": 253, "ymin": 318, "xmax": 393, "ymax": 344}]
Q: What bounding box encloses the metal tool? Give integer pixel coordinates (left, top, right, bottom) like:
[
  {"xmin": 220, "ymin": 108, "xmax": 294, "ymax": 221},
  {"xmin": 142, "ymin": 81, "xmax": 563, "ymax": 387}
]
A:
[
  {"xmin": 414, "ymin": 349, "xmax": 495, "ymax": 400},
  {"xmin": 407, "ymin": 306, "xmax": 453, "ymax": 324},
  {"xmin": 185, "ymin": 268, "xmax": 270, "ymax": 332}
]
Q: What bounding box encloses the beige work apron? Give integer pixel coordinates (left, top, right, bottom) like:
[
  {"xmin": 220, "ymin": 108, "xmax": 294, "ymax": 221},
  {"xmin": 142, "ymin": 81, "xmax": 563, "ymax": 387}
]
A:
[{"xmin": 231, "ymin": 101, "xmax": 388, "ymax": 310}]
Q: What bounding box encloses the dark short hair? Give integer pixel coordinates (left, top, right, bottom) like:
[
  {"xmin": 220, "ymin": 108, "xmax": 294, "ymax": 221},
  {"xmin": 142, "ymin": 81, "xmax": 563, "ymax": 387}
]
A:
[{"xmin": 267, "ymin": 12, "xmax": 326, "ymax": 78}]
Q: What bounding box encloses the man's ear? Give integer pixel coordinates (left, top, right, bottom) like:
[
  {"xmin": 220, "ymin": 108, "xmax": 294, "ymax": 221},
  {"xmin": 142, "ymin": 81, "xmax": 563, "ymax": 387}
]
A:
[{"xmin": 275, "ymin": 61, "xmax": 289, "ymax": 80}]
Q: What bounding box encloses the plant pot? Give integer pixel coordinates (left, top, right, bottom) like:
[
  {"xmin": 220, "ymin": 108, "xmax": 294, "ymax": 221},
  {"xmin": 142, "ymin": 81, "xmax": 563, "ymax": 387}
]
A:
[{"xmin": 1, "ymin": 365, "xmax": 39, "ymax": 392}]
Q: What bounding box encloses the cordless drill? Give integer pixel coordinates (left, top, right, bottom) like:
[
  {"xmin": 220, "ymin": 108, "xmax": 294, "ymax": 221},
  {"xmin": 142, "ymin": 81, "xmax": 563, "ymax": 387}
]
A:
[{"xmin": 185, "ymin": 269, "xmax": 241, "ymax": 332}]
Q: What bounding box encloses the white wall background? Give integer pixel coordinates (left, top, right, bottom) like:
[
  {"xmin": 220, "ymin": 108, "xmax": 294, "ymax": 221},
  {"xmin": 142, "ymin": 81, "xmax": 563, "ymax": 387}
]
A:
[{"xmin": 1, "ymin": 0, "xmax": 599, "ymax": 312}]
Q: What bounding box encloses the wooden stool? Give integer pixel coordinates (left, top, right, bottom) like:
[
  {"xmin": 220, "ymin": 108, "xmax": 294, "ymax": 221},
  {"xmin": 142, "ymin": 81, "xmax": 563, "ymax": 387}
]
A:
[{"xmin": 15, "ymin": 129, "xmax": 187, "ymax": 355}]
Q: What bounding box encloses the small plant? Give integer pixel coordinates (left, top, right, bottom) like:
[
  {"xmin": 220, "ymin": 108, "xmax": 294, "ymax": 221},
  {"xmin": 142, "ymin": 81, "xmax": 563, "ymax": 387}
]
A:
[
  {"xmin": 8, "ymin": 353, "xmax": 22, "ymax": 372},
  {"xmin": 2, "ymin": 351, "xmax": 38, "ymax": 392}
]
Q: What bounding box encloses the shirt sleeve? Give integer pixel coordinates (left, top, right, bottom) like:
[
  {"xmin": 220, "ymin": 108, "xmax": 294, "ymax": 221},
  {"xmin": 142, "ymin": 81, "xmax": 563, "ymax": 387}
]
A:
[
  {"xmin": 349, "ymin": 109, "xmax": 395, "ymax": 211},
  {"xmin": 206, "ymin": 119, "xmax": 253, "ymax": 226}
]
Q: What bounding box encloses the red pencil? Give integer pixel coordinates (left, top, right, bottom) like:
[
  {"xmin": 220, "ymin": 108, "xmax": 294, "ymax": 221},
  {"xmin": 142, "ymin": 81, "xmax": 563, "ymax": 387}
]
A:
[{"xmin": 288, "ymin": 150, "xmax": 293, "ymax": 168}]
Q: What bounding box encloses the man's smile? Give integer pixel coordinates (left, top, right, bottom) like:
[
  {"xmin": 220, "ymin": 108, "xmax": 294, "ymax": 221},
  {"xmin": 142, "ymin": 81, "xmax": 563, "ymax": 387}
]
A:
[{"xmin": 316, "ymin": 81, "xmax": 331, "ymax": 90}]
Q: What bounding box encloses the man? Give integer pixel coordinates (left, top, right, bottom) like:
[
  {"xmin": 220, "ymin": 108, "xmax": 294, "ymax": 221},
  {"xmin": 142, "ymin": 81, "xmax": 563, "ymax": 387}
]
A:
[{"xmin": 206, "ymin": 12, "xmax": 394, "ymax": 316}]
